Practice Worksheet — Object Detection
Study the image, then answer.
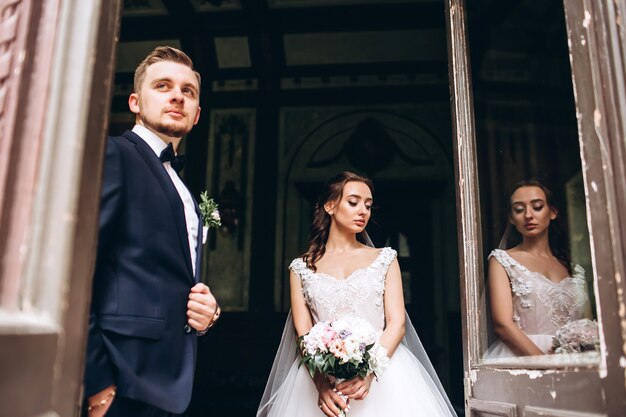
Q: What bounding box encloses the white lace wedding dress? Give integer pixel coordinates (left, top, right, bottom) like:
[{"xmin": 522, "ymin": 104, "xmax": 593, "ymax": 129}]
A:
[
  {"xmin": 484, "ymin": 249, "xmax": 589, "ymax": 358},
  {"xmin": 257, "ymin": 247, "xmax": 457, "ymax": 417}
]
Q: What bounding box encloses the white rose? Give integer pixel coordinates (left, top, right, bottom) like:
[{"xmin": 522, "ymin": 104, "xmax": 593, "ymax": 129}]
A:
[{"xmin": 368, "ymin": 343, "xmax": 390, "ymax": 378}]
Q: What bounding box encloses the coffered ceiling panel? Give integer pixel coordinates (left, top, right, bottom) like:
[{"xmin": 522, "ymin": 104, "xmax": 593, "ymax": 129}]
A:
[
  {"xmin": 122, "ymin": 0, "xmax": 168, "ymax": 16},
  {"xmin": 284, "ymin": 30, "xmax": 446, "ymax": 66},
  {"xmin": 215, "ymin": 37, "xmax": 252, "ymax": 68},
  {"xmin": 116, "ymin": 39, "xmax": 182, "ymax": 73},
  {"xmin": 191, "ymin": 0, "xmax": 242, "ymax": 12}
]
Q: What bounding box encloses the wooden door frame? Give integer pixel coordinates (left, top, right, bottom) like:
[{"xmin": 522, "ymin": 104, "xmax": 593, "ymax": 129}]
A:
[
  {"xmin": 562, "ymin": 1, "xmax": 626, "ymax": 414},
  {"xmin": 52, "ymin": 1, "xmax": 122, "ymax": 415},
  {"xmin": 0, "ymin": 0, "xmax": 121, "ymax": 416},
  {"xmin": 445, "ymin": 0, "xmax": 626, "ymax": 415}
]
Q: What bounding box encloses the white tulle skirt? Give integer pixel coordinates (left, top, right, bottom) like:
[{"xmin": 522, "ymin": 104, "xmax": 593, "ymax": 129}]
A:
[
  {"xmin": 260, "ymin": 343, "xmax": 455, "ymax": 417},
  {"xmin": 483, "ymin": 334, "xmax": 554, "ymax": 359}
]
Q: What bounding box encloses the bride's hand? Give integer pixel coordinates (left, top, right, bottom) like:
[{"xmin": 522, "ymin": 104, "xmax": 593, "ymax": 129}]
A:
[
  {"xmin": 314, "ymin": 373, "xmax": 349, "ymax": 417},
  {"xmin": 336, "ymin": 374, "xmax": 374, "ymax": 400}
]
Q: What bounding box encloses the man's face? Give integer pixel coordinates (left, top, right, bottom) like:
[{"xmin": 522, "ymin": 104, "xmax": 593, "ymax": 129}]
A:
[{"xmin": 129, "ymin": 60, "xmax": 201, "ymax": 140}]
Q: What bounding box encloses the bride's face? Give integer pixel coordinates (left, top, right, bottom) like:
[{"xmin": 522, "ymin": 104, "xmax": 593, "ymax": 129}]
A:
[
  {"xmin": 509, "ymin": 185, "xmax": 557, "ymax": 238},
  {"xmin": 325, "ymin": 181, "xmax": 373, "ymax": 233}
]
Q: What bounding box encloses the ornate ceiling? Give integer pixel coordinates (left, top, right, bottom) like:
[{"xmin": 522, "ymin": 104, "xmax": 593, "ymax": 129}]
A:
[
  {"xmin": 114, "ymin": 0, "xmax": 568, "ymax": 106},
  {"xmin": 117, "ymin": 0, "xmax": 446, "ymax": 94}
]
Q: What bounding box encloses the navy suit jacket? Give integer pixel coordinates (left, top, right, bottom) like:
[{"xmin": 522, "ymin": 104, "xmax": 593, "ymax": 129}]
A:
[{"xmin": 84, "ymin": 130, "xmax": 203, "ymax": 413}]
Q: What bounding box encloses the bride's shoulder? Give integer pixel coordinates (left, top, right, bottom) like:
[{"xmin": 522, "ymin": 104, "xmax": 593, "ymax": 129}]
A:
[
  {"xmin": 357, "ymin": 245, "xmax": 396, "ymax": 258},
  {"xmin": 358, "ymin": 244, "xmax": 396, "ymax": 252},
  {"xmin": 359, "ymin": 244, "xmax": 381, "ymax": 253}
]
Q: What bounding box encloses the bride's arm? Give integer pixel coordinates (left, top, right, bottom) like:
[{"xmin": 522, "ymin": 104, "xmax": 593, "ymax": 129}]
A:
[
  {"xmin": 289, "ymin": 270, "xmax": 313, "ymax": 339},
  {"xmin": 488, "ymin": 257, "xmax": 544, "ymax": 356},
  {"xmin": 379, "ymin": 258, "xmax": 406, "ymax": 357},
  {"xmin": 290, "ymin": 270, "xmax": 348, "ymax": 417}
]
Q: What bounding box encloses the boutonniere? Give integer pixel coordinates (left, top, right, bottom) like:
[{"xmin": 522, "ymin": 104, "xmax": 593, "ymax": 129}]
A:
[{"xmin": 199, "ymin": 191, "xmax": 221, "ymax": 244}]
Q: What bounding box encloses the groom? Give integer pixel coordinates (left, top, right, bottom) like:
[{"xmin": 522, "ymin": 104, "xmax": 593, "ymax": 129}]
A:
[{"xmin": 83, "ymin": 46, "xmax": 219, "ymax": 417}]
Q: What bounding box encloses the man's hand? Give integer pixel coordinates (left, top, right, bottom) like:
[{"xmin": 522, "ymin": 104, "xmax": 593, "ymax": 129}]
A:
[
  {"xmin": 187, "ymin": 283, "xmax": 219, "ymax": 332},
  {"xmin": 87, "ymin": 385, "xmax": 116, "ymax": 417}
]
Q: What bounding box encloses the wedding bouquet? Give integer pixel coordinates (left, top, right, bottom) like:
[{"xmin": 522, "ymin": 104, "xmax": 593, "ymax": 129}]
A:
[
  {"xmin": 199, "ymin": 191, "xmax": 221, "ymax": 244},
  {"xmin": 298, "ymin": 317, "xmax": 389, "ymax": 415},
  {"xmin": 551, "ymin": 318, "xmax": 600, "ymax": 354}
]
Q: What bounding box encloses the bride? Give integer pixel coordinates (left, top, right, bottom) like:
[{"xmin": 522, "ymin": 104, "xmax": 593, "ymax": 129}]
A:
[
  {"xmin": 257, "ymin": 171, "xmax": 457, "ymax": 417},
  {"xmin": 484, "ymin": 180, "xmax": 592, "ymax": 358}
]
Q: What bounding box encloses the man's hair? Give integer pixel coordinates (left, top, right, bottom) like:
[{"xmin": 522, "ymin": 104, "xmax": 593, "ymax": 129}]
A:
[{"xmin": 133, "ymin": 46, "xmax": 201, "ymax": 94}]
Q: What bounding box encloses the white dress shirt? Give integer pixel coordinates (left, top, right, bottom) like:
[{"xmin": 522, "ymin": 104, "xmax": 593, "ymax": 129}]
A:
[{"xmin": 132, "ymin": 124, "xmax": 199, "ymax": 276}]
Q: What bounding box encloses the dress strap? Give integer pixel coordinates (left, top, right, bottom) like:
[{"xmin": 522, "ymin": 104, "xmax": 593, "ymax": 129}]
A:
[
  {"xmin": 488, "ymin": 249, "xmax": 521, "ymax": 284},
  {"xmin": 373, "ymin": 247, "xmax": 397, "ymax": 276},
  {"xmin": 488, "ymin": 249, "xmax": 515, "ymax": 268},
  {"xmin": 572, "ymin": 264, "xmax": 585, "ymax": 279},
  {"xmin": 289, "ymin": 257, "xmax": 313, "ymax": 281}
]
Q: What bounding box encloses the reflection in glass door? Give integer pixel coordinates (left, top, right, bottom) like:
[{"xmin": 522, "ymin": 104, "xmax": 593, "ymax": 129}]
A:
[
  {"xmin": 445, "ymin": 0, "xmax": 617, "ymax": 415},
  {"xmin": 467, "ymin": 0, "xmax": 598, "ymax": 365}
]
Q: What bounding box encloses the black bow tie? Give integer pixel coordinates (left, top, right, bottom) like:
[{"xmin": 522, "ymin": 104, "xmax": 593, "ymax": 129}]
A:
[{"xmin": 159, "ymin": 142, "xmax": 184, "ymax": 173}]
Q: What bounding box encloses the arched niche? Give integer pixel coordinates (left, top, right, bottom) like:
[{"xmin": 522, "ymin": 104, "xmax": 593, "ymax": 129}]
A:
[{"xmin": 274, "ymin": 105, "xmax": 459, "ymax": 383}]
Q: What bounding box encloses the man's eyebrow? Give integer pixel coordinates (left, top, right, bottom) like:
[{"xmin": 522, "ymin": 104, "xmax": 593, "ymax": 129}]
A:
[
  {"xmin": 151, "ymin": 78, "xmax": 198, "ymax": 91},
  {"xmin": 151, "ymin": 77, "xmax": 172, "ymax": 84}
]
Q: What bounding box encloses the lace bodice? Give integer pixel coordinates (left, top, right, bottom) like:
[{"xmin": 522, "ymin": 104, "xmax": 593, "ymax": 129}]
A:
[
  {"xmin": 489, "ymin": 249, "xmax": 589, "ymax": 335},
  {"xmin": 289, "ymin": 247, "xmax": 397, "ymax": 334}
]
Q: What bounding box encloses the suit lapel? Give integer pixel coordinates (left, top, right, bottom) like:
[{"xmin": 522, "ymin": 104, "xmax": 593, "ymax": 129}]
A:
[
  {"xmin": 123, "ymin": 131, "xmax": 195, "ymax": 280},
  {"xmin": 194, "ymin": 199, "xmax": 203, "ymax": 284}
]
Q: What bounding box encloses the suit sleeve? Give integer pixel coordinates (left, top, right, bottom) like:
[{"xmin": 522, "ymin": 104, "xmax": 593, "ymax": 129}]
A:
[{"xmin": 84, "ymin": 139, "xmax": 124, "ymax": 397}]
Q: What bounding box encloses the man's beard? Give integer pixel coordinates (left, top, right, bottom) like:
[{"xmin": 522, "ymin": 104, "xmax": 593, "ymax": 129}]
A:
[{"xmin": 140, "ymin": 114, "xmax": 191, "ymax": 138}]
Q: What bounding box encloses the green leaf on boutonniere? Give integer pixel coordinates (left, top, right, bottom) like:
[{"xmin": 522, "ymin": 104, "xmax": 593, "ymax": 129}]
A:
[{"xmin": 199, "ymin": 191, "xmax": 222, "ymax": 229}]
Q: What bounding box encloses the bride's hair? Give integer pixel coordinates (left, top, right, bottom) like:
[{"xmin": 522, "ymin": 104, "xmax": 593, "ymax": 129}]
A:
[
  {"xmin": 503, "ymin": 179, "xmax": 572, "ymax": 274},
  {"xmin": 303, "ymin": 171, "xmax": 373, "ymax": 271}
]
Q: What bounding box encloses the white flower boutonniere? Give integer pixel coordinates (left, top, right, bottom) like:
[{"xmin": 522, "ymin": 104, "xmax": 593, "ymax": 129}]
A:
[{"xmin": 199, "ymin": 191, "xmax": 221, "ymax": 244}]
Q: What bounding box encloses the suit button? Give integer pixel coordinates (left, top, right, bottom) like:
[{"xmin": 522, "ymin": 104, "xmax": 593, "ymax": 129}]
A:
[{"xmin": 184, "ymin": 324, "xmax": 192, "ymax": 334}]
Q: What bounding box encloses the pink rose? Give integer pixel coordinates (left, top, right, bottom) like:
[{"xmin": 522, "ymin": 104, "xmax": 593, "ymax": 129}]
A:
[{"xmin": 322, "ymin": 327, "xmax": 337, "ymax": 345}]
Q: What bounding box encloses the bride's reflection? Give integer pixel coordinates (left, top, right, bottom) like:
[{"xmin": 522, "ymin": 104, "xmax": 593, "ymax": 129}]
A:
[
  {"xmin": 483, "ymin": 180, "xmax": 595, "ymax": 359},
  {"xmin": 465, "ymin": 0, "xmax": 600, "ymax": 363}
]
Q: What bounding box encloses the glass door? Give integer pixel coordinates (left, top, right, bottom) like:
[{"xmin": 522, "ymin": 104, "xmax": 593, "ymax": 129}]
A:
[{"xmin": 445, "ymin": 0, "xmax": 626, "ymax": 415}]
